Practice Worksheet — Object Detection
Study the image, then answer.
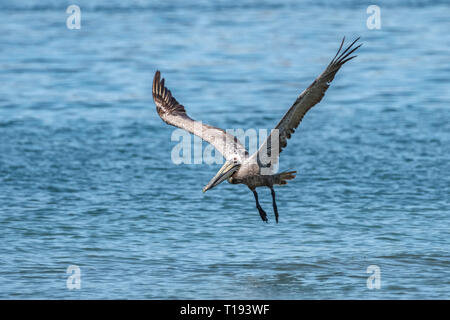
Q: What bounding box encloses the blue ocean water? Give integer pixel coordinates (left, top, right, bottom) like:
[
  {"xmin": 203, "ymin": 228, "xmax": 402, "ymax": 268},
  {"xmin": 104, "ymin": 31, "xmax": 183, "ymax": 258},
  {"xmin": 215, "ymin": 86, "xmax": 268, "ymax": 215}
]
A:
[{"xmin": 0, "ymin": 0, "xmax": 449, "ymax": 299}]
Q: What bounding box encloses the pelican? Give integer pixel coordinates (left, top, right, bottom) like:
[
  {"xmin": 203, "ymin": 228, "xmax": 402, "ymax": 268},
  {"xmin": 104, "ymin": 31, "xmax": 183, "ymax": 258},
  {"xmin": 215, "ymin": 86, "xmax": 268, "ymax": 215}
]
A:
[{"xmin": 152, "ymin": 37, "xmax": 361, "ymax": 223}]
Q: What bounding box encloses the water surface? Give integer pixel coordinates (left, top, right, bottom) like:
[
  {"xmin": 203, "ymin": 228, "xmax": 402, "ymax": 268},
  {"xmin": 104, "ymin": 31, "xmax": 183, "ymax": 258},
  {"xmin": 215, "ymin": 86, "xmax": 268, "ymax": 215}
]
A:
[{"xmin": 0, "ymin": 0, "xmax": 449, "ymax": 299}]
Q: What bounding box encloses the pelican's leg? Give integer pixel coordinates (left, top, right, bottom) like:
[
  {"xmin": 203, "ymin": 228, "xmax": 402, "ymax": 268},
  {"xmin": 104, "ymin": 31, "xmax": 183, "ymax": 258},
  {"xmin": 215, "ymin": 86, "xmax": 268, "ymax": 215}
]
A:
[
  {"xmin": 252, "ymin": 190, "xmax": 268, "ymax": 223},
  {"xmin": 270, "ymin": 187, "xmax": 279, "ymax": 223}
]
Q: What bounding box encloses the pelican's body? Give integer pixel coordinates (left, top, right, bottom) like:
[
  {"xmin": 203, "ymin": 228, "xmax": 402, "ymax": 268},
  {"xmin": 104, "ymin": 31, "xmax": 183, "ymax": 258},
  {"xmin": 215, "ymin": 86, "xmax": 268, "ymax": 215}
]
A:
[{"xmin": 152, "ymin": 37, "xmax": 361, "ymax": 223}]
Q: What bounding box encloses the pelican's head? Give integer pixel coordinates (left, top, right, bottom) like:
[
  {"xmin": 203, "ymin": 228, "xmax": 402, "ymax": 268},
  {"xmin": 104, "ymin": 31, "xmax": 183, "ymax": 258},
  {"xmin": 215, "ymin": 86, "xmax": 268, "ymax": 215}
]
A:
[{"xmin": 202, "ymin": 157, "xmax": 241, "ymax": 193}]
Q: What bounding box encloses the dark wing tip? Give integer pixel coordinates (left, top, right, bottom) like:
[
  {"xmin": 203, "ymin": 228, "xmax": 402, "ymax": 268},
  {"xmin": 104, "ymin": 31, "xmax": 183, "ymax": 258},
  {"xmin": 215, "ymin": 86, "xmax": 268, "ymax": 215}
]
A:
[
  {"xmin": 334, "ymin": 37, "xmax": 362, "ymax": 65},
  {"xmin": 331, "ymin": 37, "xmax": 346, "ymax": 63},
  {"xmin": 152, "ymin": 70, "xmax": 161, "ymax": 97},
  {"xmin": 152, "ymin": 70, "xmax": 186, "ymax": 116},
  {"xmin": 154, "ymin": 70, "xmax": 161, "ymax": 84},
  {"xmin": 152, "ymin": 70, "xmax": 165, "ymax": 98}
]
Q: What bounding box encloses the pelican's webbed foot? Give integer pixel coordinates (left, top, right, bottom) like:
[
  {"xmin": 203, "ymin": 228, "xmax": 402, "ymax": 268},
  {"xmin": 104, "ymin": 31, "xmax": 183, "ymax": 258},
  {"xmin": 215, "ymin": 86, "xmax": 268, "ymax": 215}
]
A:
[{"xmin": 252, "ymin": 190, "xmax": 268, "ymax": 223}]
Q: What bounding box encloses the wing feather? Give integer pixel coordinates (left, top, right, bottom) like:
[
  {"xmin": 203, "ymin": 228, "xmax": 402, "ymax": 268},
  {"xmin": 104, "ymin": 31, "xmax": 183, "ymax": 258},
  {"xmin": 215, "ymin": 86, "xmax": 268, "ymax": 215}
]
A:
[
  {"xmin": 152, "ymin": 71, "xmax": 248, "ymax": 160},
  {"xmin": 250, "ymin": 37, "xmax": 362, "ymax": 168}
]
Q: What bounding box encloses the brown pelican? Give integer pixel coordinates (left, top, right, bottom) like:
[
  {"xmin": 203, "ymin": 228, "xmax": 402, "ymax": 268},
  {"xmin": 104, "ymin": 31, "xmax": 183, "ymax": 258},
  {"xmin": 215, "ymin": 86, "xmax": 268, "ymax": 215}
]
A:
[{"xmin": 152, "ymin": 37, "xmax": 361, "ymax": 223}]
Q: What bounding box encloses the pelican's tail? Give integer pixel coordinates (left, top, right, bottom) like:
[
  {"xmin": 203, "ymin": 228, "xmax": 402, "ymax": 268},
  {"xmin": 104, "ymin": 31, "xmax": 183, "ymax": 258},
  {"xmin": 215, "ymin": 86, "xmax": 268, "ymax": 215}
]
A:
[{"xmin": 277, "ymin": 170, "xmax": 297, "ymax": 185}]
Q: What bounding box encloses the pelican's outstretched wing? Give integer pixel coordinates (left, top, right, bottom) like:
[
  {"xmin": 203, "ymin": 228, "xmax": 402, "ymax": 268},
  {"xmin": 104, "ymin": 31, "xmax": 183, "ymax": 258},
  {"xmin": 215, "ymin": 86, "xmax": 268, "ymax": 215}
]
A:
[
  {"xmin": 152, "ymin": 71, "xmax": 248, "ymax": 160},
  {"xmin": 250, "ymin": 37, "xmax": 362, "ymax": 168}
]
